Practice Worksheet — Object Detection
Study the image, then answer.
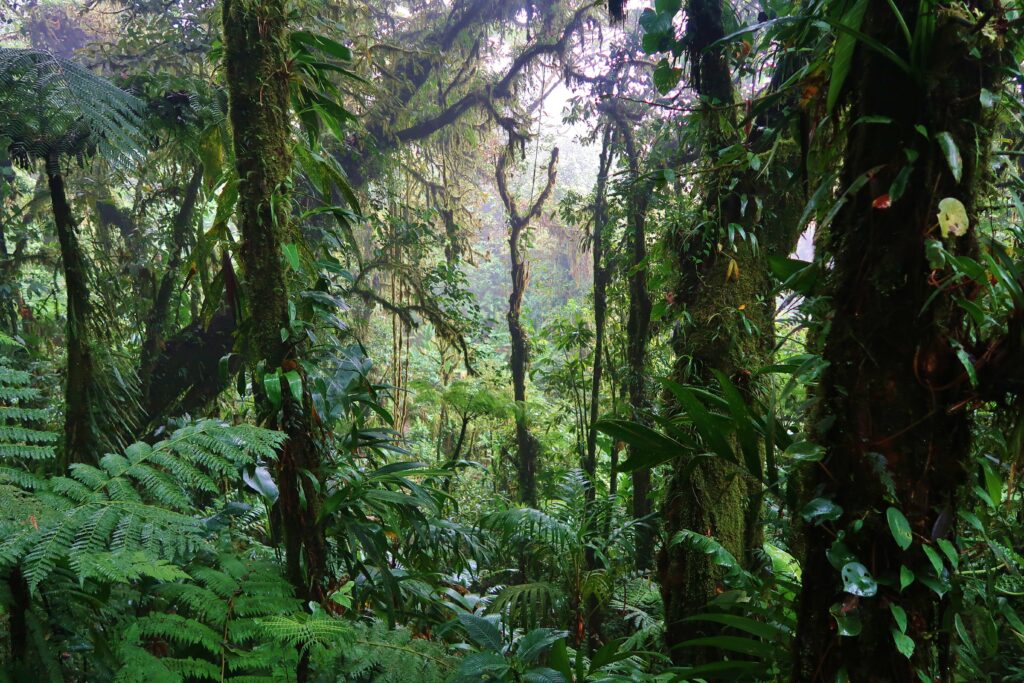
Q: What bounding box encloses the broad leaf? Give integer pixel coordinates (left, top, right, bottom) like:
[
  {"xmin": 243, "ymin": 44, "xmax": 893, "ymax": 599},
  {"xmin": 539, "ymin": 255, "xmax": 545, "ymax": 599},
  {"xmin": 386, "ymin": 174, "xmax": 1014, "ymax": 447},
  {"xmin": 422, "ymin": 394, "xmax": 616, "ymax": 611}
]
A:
[
  {"xmin": 841, "ymin": 562, "xmax": 877, "ymax": 597},
  {"xmin": 457, "ymin": 613, "xmax": 503, "ymax": 652},
  {"xmin": 886, "ymin": 507, "xmax": 913, "ymax": 550}
]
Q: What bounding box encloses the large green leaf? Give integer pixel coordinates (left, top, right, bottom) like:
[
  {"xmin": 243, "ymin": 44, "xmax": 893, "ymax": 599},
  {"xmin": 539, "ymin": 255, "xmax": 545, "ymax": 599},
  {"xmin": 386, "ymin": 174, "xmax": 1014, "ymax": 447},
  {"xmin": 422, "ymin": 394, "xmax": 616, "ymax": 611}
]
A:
[
  {"xmin": 457, "ymin": 613, "xmax": 503, "ymax": 652},
  {"xmin": 826, "ymin": 0, "xmax": 870, "ymax": 113},
  {"xmin": 453, "ymin": 651, "xmax": 509, "ymax": 681},
  {"xmin": 594, "ymin": 419, "xmax": 689, "ymax": 470},
  {"xmin": 515, "ymin": 629, "xmax": 565, "ymax": 665},
  {"xmin": 669, "ymin": 383, "xmax": 738, "ymax": 465},
  {"xmin": 841, "ymin": 562, "xmax": 877, "ymax": 597},
  {"xmin": 936, "ymin": 132, "xmax": 963, "ymax": 183},
  {"xmin": 802, "ymin": 497, "xmax": 843, "ymax": 524},
  {"xmin": 712, "ymin": 370, "xmax": 762, "ymax": 480}
]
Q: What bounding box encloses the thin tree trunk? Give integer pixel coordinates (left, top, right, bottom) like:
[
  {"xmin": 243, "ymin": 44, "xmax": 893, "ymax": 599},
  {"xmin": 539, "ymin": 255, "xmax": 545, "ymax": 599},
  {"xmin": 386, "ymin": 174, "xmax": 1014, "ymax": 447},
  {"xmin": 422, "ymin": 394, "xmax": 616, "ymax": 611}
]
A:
[
  {"xmin": 585, "ymin": 125, "xmax": 612, "ymax": 483},
  {"xmin": 497, "ymin": 146, "xmax": 558, "ymax": 507},
  {"xmin": 582, "ymin": 124, "xmax": 614, "ymax": 650},
  {"xmin": 0, "ymin": 220, "xmax": 19, "ymax": 336},
  {"xmin": 46, "ymin": 152, "xmax": 94, "ymax": 467},
  {"xmin": 222, "ymin": 4, "xmax": 324, "ymax": 680},
  {"xmin": 6, "ymin": 567, "xmax": 30, "ymax": 669},
  {"xmin": 613, "ymin": 114, "xmax": 655, "ymax": 571},
  {"xmin": 508, "ymin": 216, "xmax": 538, "ymax": 506},
  {"xmin": 793, "ymin": 5, "xmax": 1003, "ymax": 679}
]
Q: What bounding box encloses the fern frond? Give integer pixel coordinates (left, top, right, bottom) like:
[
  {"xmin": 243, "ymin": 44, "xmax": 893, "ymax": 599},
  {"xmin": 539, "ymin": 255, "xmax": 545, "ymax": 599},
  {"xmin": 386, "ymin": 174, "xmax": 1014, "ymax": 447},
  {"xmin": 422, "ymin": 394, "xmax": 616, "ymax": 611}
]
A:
[
  {"xmin": 119, "ymin": 553, "xmax": 304, "ymax": 681},
  {"xmin": 0, "ymin": 48, "xmax": 147, "ymax": 165},
  {"xmin": 0, "ymin": 352, "xmax": 57, "ymax": 467},
  {"xmin": 0, "ymin": 420, "xmax": 284, "ymax": 590}
]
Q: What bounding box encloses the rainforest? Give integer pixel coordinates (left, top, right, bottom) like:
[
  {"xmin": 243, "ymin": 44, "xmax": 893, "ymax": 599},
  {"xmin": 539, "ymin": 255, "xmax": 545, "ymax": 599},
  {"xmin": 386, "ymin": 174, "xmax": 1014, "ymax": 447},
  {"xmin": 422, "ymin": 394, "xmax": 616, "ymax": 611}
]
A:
[{"xmin": 1, "ymin": 0, "xmax": 1024, "ymax": 681}]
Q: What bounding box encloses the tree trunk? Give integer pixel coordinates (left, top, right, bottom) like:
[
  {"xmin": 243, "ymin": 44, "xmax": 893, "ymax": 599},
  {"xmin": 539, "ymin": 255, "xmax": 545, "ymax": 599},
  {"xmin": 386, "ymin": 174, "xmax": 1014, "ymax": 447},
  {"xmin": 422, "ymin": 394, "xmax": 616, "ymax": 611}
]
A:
[
  {"xmin": 585, "ymin": 126, "xmax": 612, "ymax": 484},
  {"xmin": 658, "ymin": 0, "xmax": 805, "ymax": 661},
  {"xmin": 508, "ymin": 217, "xmax": 539, "ymax": 506},
  {"xmin": 581, "ymin": 124, "xmax": 614, "ymax": 650},
  {"xmin": 793, "ymin": 5, "xmax": 1002, "ymax": 680},
  {"xmin": 497, "ymin": 146, "xmax": 558, "ymax": 507},
  {"xmin": 222, "ymin": 3, "xmax": 325, "ymax": 680},
  {"xmin": 612, "ymin": 114, "xmax": 656, "ymax": 571},
  {"xmin": 46, "ymin": 153, "xmax": 94, "ymax": 467}
]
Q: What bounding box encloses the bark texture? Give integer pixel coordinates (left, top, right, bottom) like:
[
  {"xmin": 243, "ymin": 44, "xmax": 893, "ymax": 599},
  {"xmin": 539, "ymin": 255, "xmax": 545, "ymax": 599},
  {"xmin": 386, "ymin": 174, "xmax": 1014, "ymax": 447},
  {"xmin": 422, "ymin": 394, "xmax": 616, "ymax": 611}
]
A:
[
  {"xmin": 222, "ymin": 3, "xmax": 326, "ymax": 680},
  {"xmin": 793, "ymin": 4, "xmax": 1003, "ymax": 680},
  {"xmin": 658, "ymin": 0, "xmax": 805, "ymax": 661}
]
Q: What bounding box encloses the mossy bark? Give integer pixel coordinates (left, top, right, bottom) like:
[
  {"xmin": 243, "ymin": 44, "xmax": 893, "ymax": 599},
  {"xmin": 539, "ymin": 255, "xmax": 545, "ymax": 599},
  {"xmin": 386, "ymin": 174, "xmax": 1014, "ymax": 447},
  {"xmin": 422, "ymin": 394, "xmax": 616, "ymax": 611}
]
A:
[
  {"xmin": 222, "ymin": 4, "xmax": 325, "ymax": 680},
  {"xmin": 792, "ymin": 5, "xmax": 1003, "ymax": 680},
  {"xmin": 497, "ymin": 147, "xmax": 558, "ymax": 507},
  {"xmin": 658, "ymin": 0, "xmax": 805, "ymax": 661}
]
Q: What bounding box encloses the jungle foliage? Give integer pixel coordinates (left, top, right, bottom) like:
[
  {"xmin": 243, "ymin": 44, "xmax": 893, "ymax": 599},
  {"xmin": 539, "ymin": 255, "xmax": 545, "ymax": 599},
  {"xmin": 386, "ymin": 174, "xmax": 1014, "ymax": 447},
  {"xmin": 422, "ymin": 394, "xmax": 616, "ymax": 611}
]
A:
[{"xmin": 1, "ymin": 0, "xmax": 1024, "ymax": 682}]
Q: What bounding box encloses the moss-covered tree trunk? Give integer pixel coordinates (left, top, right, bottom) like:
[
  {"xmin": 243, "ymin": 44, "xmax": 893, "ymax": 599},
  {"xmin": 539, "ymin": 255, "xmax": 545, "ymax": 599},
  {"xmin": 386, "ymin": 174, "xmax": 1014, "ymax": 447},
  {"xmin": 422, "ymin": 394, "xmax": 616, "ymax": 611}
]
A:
[
  {"xmin": 658, "ymin": 0, "xmax": 805, "ymax": 660},
  {"xmin": 793, "ymin": 4, "xmax": 1003, "ymax": 679},
  {"xmin": 497, "ymin": 147, "xmax": 558, "ymax": 507},
  {"xmin": 222, "ymin": 3, "xmax": 325, "ymax": 680},
  {"xmin": 507, "ymin": 204, "xmax": 539, "ymax": 507},
  {"xmin": 46, "ymin": 153, "xmax": 94, "ymax": 467},
  {"xmin": 658, "ymin": 0, "xmax": 762, "ymax": 660},
  {"xmin": 583, "ymin": 124, "xmax": 613, "ymax": 650}
]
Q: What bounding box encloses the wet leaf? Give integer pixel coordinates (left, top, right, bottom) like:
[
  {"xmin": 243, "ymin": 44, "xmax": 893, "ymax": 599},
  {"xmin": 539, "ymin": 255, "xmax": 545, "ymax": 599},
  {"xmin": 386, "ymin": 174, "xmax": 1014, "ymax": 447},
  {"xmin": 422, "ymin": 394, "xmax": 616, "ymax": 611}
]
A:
[
  {"xmin": 887, "ymin": 507, "xmax": 913, "ymax": 550},
  {"xmin": 892, "ymin": 630, "xmax": 915, "ymax": 658},
  {"xmin": 890, "ymin": 604, "xmax": 907, "ymax": 633},
  {"xmin": 900, "ymin": 565, "xmax": 915, "ymax": 592},
  {"xmin": 830, "ymin": 602, "xmax": 862, "ymax": 636},
  {"xmin": 936, "ymin": 132, "xmax": 962, "ymax": 183},
  {"xmin": 243, "ymin": 465, "xmax": 279, "ymax": 504},
  {"xmin": 802, "ymin": 497, "xmax": 843, "ymax": 524},
  {"xmin": 841, "ymin": 562, "xmax": 877, "ymax": 597},
  {"xmin": 827, "ymin": 0, "xmax": 869, "ymax": 113},
  {"xmin": 923, "ymin": 544, "xmax": 944, "ymax": 575},
  {"xmin": 282, "ymin": 243, "xmax": 301, "ymax": 271},
  {"xmin": 937, "ymin": 538, "xmax": 959, "ymax": 570},
  {"xmin": 284, "ymin": 370, "xmax": 304, "ymax": 403},
  {"xmin": 263, "ymin": 371, "xmax": 283, "ymax": 409},
  {"xmin": 785, "ymin": 440, "xmax": 825, "ymax": 462}
]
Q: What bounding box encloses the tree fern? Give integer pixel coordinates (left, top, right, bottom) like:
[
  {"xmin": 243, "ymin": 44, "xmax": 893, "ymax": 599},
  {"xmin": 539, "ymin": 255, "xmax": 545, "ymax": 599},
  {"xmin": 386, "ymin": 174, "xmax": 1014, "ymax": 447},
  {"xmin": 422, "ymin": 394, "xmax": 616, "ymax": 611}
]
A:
[
  {"xmin": 117, "ymin": 552, "xmax": 310, "ymax": 683},
  {"xmin": 0, "ymin": 420, "xmax": 285, "ymax": 591},
  {"xmin": 0, "ymin": 346, "xmax": 57, "ymax": 466},
  {"xmin": 331, "ymin": 620, "xmax": 452, "ymax": 682},
  {"xmin": 0, "ymin": 48, "xmax": 147, "ymax": 165}
]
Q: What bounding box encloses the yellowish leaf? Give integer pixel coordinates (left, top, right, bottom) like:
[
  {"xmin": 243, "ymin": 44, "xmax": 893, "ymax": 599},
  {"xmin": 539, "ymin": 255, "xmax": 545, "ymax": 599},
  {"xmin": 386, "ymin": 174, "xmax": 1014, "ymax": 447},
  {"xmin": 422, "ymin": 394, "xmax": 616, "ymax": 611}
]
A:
[{"xmin": 937, "ymin": 197, "xmax": 969, "ymax": 238}]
